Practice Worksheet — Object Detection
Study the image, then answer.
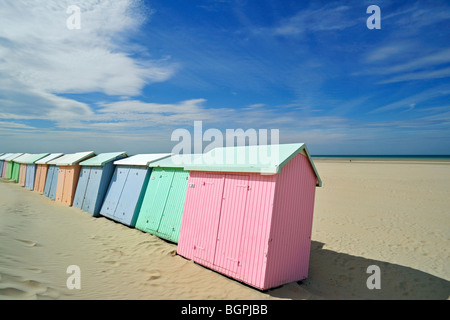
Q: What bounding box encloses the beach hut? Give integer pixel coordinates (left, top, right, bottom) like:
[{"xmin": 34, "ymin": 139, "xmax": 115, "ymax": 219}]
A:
[
  {"xmin": 10, "ymin": 153, "xmax": 29, "ymax": 183},
  {"xmin": 0, "ymin": 153, "xmax": 4, "ymax": 173},
  {"xmin": 73, "ymin": 152, "xmax": 128, "ymax": 217},
  {"xmin": 3, "ymin": 154, "xmax": 23, "ymax": 180},
  {"xmin": 0, "ymin": 153, "xmax": 13, "ymax": 177},
  {"xmin": 13, "ymin": 153, "xmax": 33, "ymax": 186},
  {"xmin": 47, "ymin": 151, "xmax": 96, "ymax": 206},
  {"xmin": 34, "ymin": 153, "xmax": 64, "ymax": 194},
  {"xmin": 100, "ymin": 153, "xmax": 172, "ymax": 227},
  {"xmin": 135, "ymin": 154, "xmax": 196, "ymax": 243},
  {"xmin": 176, "ymin": 143, "xmax": 322, "ymax": 291},
  {"xmin": 23, "ymin": 153, "xmax": 50, "ymax": 190},
  {"xmin": 43, "ymin": 163, "xmax": 60, "ymax": 200},
  {"xmin": 1, "ymin": 154, "xmax": 12, "ymax": 178},
  {"xmin": 17, "ymin": 155, "xmax": 31, "ymax": 186},
  {"xmin": 12, "ymin": 153, "xmax": 49, "ymax": 187}
]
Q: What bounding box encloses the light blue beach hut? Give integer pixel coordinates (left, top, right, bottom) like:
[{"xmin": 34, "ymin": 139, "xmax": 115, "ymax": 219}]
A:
[
  {"xmin": 73, "ymin": 152, "xmax": 128, "ymax": 217},
  {"xmin": 100, "ymin": 153, "xmax": 172, "ymax": 227},
  {"xmin": 24, "ymin": 153, "xmax": 50, "ymax": 190},
  {"xmin": 43, "ymin": 161, "xmax": 60, "ymax": 200}
]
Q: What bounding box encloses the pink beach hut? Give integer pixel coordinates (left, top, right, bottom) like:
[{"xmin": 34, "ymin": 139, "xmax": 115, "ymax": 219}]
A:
[
  {"xmin": 176, "ymin": 143, "xmax": 322, "ymax": 290},
  {"xmin": 0, "ymin": 153, "xmax": 13, "ymax": 177}
]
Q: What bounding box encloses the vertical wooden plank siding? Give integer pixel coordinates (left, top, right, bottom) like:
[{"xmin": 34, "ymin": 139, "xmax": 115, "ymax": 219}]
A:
[
  {"xmin": 63, "ymin": 166, "xmax": 81, "ymax": 206},
  {"xmin": 100, "ymin": 166, "xmax": 129, "ymax": 218},
  {"xmin": 18, "ymin": 163, "xmax": 27, "ymax": 186},
  {"xmin": 54, "ymin": 165, "xmax": 82, "ymax": 206},
  {"xmin": 136, "ymin": 168, "xmax": 189, "ymax": 243},
  {"xmin": 0, "ymin": 161, "xmax": 4, "ymax": 177},
  {"xmin": 73, "ymin": 167, "xmax": 91, "ymax": 209},
  {"xmin": 156, "ymin": 169, "xmax": 189, "ymax": 243},
  {"xmin": 230, "ymin": 173, "xmax": 276, "ymax": 289},
  {"xmin": 74, "ymin": 163, "xmax": 116, "ymax": 217},
  {"xmin": 12, "ymin": 162, "xmax": 21, "ymax": 182},
  {"xmin": 177, "ymin": 171, "xmax": 277, "ymax": 290},
  {"xmin": 55, "ymin": 167, "xmax": 66, "ymax": 202},
  {"xmin": 34, "ymin": 165, "xmax": 42, "ymax": 191},
  {"xmin": 81, "ymin": 167, "xmax": 101, "ymax": 215},
  {"xmin": 45, "ymin": 165, "xmax": 59, "ymax": 200},
  {"xmin": 136, "ymin": 168, "xmax": 174, "ymax": 234},
  {"xmin": 177, "ymin": 172, "xmax": 223, "ymax": 261},
  {"xmin": 25, "ymin": 164, "xmax": 36, "ymax": 190},
  {"xmin": 115, "ymin": 167, "xmax": 150, "ymax": 227},
  {"xmin": 213, "ymin": 174, "xmax": 250, "ymax": 274},
  {"xmin": 100, "ymin": 166, "xmax": 151, "ymax": 227},
  {"xmin": 263, "ymin": 153, "xmax": 317, "ymax": 289},
  {"xmin": 1, "ymin": 162, "xmax": 5, "ymax": 177},
  {"xmin": 192, "ymin": 173, "xmax": 226, "ymax": 264},
  {"xmin": 35, "ymin": 164, "xmax": 49, "ymax": 193},
  {"xmin": 2, "ymin": 161, "xmax": 8, "ymax": 177},
  {"xmin": 5, "ymin": 161, "xmax": 13, "ymax": 179},
  {"xmin": 88, "ymin": 162, "xmax": 116, "ymax": 216}
]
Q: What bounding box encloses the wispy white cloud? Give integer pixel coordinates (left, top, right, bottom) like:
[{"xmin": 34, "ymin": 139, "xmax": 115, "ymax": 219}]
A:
[
  {"xmin": 382, "ymin": 48, "xmax": 450, "ymax": 74},
  {"xmin": 378, "ymin": 66, "xmax": 450, "ymax": 84},
  {"xmin": 256, "ymin": 4, "xmax": 358, "ymax": 37},
  {"xmin": 0, "ymin": 0, "xmax": 177, "ymax": 128},
  {"xmin": 369, "ymin": 86, "xmax": 450, "ymax": 114},
  {"xmin": 391, "ymin": 5, "xmax": 450, "ymax": 28}
]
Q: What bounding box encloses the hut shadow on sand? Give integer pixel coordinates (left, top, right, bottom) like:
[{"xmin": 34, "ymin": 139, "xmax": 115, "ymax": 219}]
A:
[{"xmin": 267, "ymin": 241, "xmax": 450, "ymax": 300}]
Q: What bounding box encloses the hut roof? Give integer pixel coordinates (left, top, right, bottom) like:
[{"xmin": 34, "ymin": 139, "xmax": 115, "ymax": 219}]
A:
[
  {"xmin": 48, "ymin": 151, "xmax": 95, "ymax": 166},
  {"xmin": 20, "ymin": 153, "xmax": 50, "ymax": 164},
  {"xmin": 0, "ymin": 153, "xmax": 14, "ymax": 160},
  {"xmin": 11, "ymin": 153, "xmax": 32, "ymax": 163},
  {"xmin": 184, "ymin": 143, "xmax": 322, "ymax": 187},
  {"xmin": 148, "ymin": 154, "xmax": 201, "ymax": 168},
  {"xmin": 80, "ymin": 152, "xmax": 128, "ymax": 166},
  {"xmin": 6, "ymin": 153, "xmax": 24, "ymax": 161},
  {"xmin": 35, "ymin": 153, "xmax": 65, "ymax": 164},
  {"xmin": 113, "ymin": 153, "xmax": 172, "ymax": 166}
]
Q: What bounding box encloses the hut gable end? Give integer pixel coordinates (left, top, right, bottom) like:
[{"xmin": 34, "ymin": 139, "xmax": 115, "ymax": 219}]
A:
[{"xmin": 264, "ymin": 153, "xmax": 317, "ymax": 289}]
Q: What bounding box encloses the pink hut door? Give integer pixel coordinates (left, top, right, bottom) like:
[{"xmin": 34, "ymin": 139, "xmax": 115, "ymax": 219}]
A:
[
  {"xmin": 213, "ymin": 174, "xmax": 249, "ymax": 273},
  {"xmin": 193, "ymin": 173, "xmax": 224, "ymax": 264},
  {"xmin": 192, "ymin": 173, "xmax": 250, "ymax": 274}
]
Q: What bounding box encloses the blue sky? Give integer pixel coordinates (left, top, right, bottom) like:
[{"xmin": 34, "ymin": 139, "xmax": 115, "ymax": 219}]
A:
[{"xmin": 0, "ymin": 0, "xmax": 449, "ymax": 155}]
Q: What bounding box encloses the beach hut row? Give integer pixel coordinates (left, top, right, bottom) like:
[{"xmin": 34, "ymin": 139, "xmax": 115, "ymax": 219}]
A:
[{"xmin": 0, "ymin": 143, "xmax": 322, "ymax": 291}]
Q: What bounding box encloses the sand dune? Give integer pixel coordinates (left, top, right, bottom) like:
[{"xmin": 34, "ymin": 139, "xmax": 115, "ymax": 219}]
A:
[{"xmin": 0, "ymin": 160, "xmax": 449, "ymax": 300}]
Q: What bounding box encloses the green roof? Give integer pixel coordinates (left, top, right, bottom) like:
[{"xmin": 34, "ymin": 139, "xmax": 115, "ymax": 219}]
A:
[
  {"xmin": 79, "ymin": 152, "xmax": 128, "ymax": 166},
  {"xmin": 149, "ymin": 154, "xmax": 201, "ymax": 168},
  {"xmin": 21, "ymin": 153, "xmax": 50, "ymax": 164},
  {"xmin": 184, "ymin": 143, "xmax": 322, "ymax": 187}
]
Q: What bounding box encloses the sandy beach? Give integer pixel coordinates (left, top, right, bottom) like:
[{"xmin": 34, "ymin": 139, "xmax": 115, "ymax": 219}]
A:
[{"xmin": 0, "ymin": 159, "xmax": 449, "ymax": 300}]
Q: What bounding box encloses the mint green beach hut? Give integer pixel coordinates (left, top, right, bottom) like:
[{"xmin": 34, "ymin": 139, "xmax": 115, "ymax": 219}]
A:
[
  {"xmin": 135, "ymin": 154, "xmax": 196, "ymax": 243},
  {"xmin": 5, "ymin": 153, "xmax": 24, "ymax": 181}
]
